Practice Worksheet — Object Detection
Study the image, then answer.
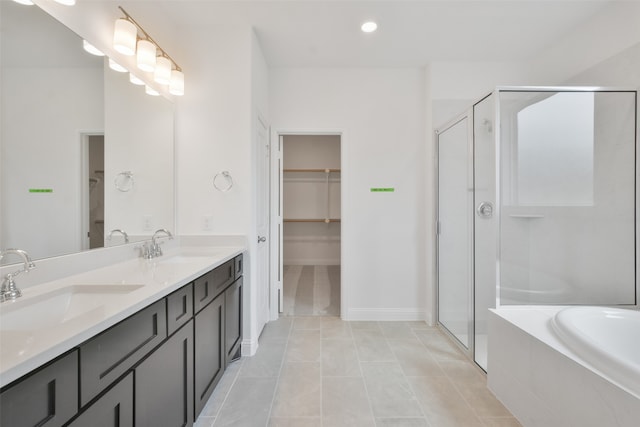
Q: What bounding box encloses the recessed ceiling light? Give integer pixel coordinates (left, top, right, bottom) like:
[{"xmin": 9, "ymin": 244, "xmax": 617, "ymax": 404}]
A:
[{"xmin": 361, "ymin": 21, "xmax": 378, "ymax": 33}]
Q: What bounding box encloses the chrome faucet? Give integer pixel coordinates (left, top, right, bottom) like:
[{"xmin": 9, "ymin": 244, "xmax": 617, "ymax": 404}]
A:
[
  {"xmin": 0, "ymin": 249, "xmax": 36, "ymax": 302},
  {"xmin": 150, "ymin": 229, "xmax": 173, "ymax": 258},
  {"xmin": 107, "ymin": 229, "xmax": 129, "ymax": 243}
]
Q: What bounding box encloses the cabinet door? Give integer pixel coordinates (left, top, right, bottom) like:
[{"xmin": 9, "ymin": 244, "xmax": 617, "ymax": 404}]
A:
[
  {"xmin": 136, "ymin": 320, "xmax": 194, "ymax": 427},
  {"xmin": 0, "ymin": 350, "xmax": 78, "ymax": 427},
  {"xmin": 194, "ymin": 293, "xmax": 225, "ymax": 418},
  {"xmin": 80, "ymin": 300, "xmax": 167, "ymax": 406},
  {"xmin": 68, "ymin": 373, "xmax": 133, "ymax": 427},
  {"xmin": 225, "ymin": 277, "xmax": 243, "ymax": 364}
]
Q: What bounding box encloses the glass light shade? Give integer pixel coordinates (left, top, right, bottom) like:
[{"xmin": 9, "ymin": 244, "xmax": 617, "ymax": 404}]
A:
[
  {"xmin": 145, "ymin": 86, "xmax": 160, "ymax": 96},
  {"xmin": 53, "ymin": 0, "xmax": 76, "ymax": 5},
  {"xmin": 82, "ymin": 40, "xmax": 104, "ymax": 56},
  {"xmin": 113, "ymin": 19, "xmax": 137, "ymax": 56},
  {"xmin": 136, "ymin": 40, "xmax": 156, "ymax": 72},
  {"xmin": 154, "ymin": 56, "xmax": 172, "ymax": 85},
  {"xmin": 361, "ymin": 21, "xmax": 378, "ymax": 33},
  {"xmin": 169, "ymin": 70, "xmax": 185, "ymax": 96},
  {"xmin": 129, "ymin": 73, "xmax": 145, "ymax": 86},
  {"xmin": 12, "ymin": 0, "xmax": 35, "ymax": 5},
  {"xmin": 108, "ymin": 58, "xmax": 127, "ymax": 73}
]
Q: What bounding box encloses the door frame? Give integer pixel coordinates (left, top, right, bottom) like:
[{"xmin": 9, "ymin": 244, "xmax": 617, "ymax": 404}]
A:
[
  {"xmin": 79, "ymin": 130, "xmax": 105, "ymax": 251},
  {"xmin": 270, "ymin": 129, "xmax": 346, "ymax": 320}
]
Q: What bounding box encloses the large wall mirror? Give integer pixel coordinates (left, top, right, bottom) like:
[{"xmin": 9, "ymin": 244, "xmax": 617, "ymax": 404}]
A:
[{"xmin": 0, "ymin": 1, "xmax": 175, "ymax": 263}]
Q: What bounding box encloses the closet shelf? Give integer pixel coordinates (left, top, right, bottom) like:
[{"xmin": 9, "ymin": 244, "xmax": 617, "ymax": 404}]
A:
[
  {"xmin": 284, "ymin": 218, "xmax": 341, "ymax": 223},
  {"xmin": 283, "ymin": 168, "xmax": 341, "ymax": 173}
]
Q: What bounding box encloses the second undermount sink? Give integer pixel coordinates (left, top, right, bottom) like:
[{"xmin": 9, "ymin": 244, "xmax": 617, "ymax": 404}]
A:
[{"xmin": 0, "ymin": 284, "xmax": 144, "ymax": 331}]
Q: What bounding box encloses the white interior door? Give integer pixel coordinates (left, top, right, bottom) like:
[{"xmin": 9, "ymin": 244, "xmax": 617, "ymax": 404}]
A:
[{"xmin": 256, "ymin": 116, "xmax": 271, "ymax": 334}]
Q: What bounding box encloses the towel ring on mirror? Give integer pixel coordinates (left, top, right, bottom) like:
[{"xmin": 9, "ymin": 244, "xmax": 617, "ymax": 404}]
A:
[
  {"xmin": 114, "ymin": 171, "xmax": 134, "ymax": 192},
  {"xmin": 213, "ymin": 171, "xmax": 233, "ymax": 192}
]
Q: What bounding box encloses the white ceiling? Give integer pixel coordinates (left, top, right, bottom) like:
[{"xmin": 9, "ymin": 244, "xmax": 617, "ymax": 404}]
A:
[{"xmin": 131, "ymin": 0, "xmax": 617, "ymax": 67}]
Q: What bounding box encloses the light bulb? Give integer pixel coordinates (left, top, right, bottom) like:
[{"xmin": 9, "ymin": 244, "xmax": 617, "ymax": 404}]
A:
[
  {"xmin": 129, "ymin": 73, "xmax": 145, "ymax": 86},
  {"xmin": 361, "ymin": 21, "xmax": 378, "ymax": 33},
  {"xmin": 113, "ymin": 18, "xmax": 137, "ymax": 56},
  {"xmin": 108, "ymin": 58, "xmax": 127, "ymax": 73},
  {"xmin": 83, "ymin": 40, "xmax": 104, "ymax": 56},
  {"xmin": 154, "ymin": 56, "xmax": 172, "ymax": 85},
  {"xmin": 169, "ymin": 69, "xmax": 184, "ymax": 96},
  {"xmin": 145, "ymin": 86, "xmax": 160, "ymax": 96},
  {"xmin": 53, "ymin": 0, "xmax": 76, "ymax": 5},
  {"xmin": 12, "ymin": 0, "xmax": 35, "ymax": 5},
  {"xmin": 137, "ymin": 40, "xmax": 156, "ymax": 72}
]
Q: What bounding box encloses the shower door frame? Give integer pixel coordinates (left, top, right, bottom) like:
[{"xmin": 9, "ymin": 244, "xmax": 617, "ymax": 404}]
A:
[{"xmin": 435, "ymin": 109, "xmax": 476, "ymax": 362}]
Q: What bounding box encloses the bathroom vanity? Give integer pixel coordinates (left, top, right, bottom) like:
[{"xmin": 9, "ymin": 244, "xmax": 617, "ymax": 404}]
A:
[{"xmin": 0, "ymin": 248, "xmax": 244, "ymax": 427}]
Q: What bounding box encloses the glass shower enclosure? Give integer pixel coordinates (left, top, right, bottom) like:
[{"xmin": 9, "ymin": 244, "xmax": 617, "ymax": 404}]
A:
[{"xmin": 436, "ymin": 87, "xmax": 637, "ymax": 371}]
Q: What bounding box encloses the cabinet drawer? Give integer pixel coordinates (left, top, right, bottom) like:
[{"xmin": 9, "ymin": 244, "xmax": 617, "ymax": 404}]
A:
[
  {"xmin": 234, "ymin": 254, "xmax": 243, "ymax": 278},
  {"xmin": 79, "ymin": 299, "xmax": 167, "ymax": 406},
  {"xmin": 193, "ymin": 259, "xmax": 234, "ymax": 313},
  {"xmin": 0, "ymin": 350, "xmax": 78, "ymax": 427},
  {"xmin": 167, "ymin": 283, "xmax": 193, "ymax": 336},
  {"xmin": 68, "ymin": 372, "xmax": 133, "ymax": 427}
]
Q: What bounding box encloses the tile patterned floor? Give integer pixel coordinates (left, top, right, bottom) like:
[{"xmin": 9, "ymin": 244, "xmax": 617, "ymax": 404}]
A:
[{"xmin": 194, "ymin": 317, "xmax": 522, "ymax": 427}]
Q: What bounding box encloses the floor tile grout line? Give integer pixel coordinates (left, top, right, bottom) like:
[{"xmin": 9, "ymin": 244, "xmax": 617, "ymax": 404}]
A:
[
  {"xmin": 207, "ymin": 358, "xmax": 244, "ymax": 425},
  {"xmin": 353, "ymin": 321, "xmax": 381, "ymax": 425},
  {"xmin": 264, "ymin": 317, "xmax": 294, "ymax": 426}
]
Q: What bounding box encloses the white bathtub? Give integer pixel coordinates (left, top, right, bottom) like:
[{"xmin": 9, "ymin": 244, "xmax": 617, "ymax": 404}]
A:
[
  {"xmin": 488, "ymin": 306, "xmax": 640, "ymax": 427},
  {"xmin": 551, "ymin": 306, "xmax": 640, "ymax": 396}
]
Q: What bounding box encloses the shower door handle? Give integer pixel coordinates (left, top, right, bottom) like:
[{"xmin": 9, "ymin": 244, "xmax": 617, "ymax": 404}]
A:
[{"xmin": 476, "ymin": 202, "xmax": 494, "ymax": 218}]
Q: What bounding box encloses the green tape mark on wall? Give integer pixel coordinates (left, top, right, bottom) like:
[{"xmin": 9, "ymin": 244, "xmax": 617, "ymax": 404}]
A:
[
  {"xmin": 29, "ymin": 189, "xmax": 53, "ymax": 193},
  {"xmin": 370, "ymin": 188, "xmax": 395, "ymax": 193}
]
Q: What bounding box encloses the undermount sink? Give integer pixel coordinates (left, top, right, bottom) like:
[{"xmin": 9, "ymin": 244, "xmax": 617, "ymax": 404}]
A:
[{"xmin": 0, "ymin": 284, "xmax": 144, "ymax": 331}]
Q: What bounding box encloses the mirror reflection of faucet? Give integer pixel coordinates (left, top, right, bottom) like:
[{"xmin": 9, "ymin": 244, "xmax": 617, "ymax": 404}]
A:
[
  {"xmin": 0, "ymin": 249, "xmax": 36, "ymax": 302},
  {"xmin": 107, "ymin": 229, "xmax": 129, "ymax": 243}
]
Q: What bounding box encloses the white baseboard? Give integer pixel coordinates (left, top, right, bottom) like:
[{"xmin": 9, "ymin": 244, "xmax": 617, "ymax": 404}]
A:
[
  {"xmin": 346, "ymin": 308, "xmax": 426, "ymax": 321},
  {"xmin": 241, "ymin": 337, "xmax": 259, "ymax": 357}
]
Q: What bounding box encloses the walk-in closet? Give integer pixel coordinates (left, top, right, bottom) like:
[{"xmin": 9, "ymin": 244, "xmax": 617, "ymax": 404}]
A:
[{"xmin": 282, "ymin": 135, "xmax": 341, "ymax": 316}]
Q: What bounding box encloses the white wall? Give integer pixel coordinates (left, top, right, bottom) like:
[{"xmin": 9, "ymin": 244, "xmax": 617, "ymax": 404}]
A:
[{"xmin": 270, "ymin": 68, "xmax": 427, "ymax": 320}]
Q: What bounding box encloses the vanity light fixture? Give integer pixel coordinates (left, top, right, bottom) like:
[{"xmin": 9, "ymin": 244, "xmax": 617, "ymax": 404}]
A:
[
  {"xmin": 136, "ymin": 39, "xmax": 156, "ymax": 72},
  {"xmin": 145, "ymin": 85, "xmax": 160, "ymax": 96},
  {"xmin": 83, "ymin": 40, "xmax": 105, "ymax": 56},
  {"xmin": 114, "ymin": 6, "xmax": 185, "ymax": 95},
  {"xmin": 361, "ymin": 21, "xmax": 378, "ymax": 33},
  {"xmin": 11, "ymin": 0, "xmax": 34, "ymax": 5},
  {"xmin": 108, "ymin": 58, "xmax": 127, "ymax": 72},
  {"xmin": 129, "ymin": 73, "xmax": 145, "ymax": 85}
]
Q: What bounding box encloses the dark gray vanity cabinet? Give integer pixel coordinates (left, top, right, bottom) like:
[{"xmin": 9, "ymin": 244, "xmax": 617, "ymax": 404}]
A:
[
  {"xmin": 79, "ymin": 299, "xmax": 167, "ymax": 406},
  {"xmin": 225, "ymin": 276, "xmax": 243, "ymax": 364},
  {"xmin": 67, "ymin": 372, "xmax": 133, "ymax": 427},
  {"xmin": 136, "ymin": 320, "xmax": 194, "ymax": 427},
  {"xmin": 0, "ymin": 350, "xmax": 78, "ymax": 427},
  {"xmin": 194, "ymin": 292, "xmax": 225, "ymax": 418},
  {"xmin": 1, "ymin": 253, "xmax": 244, "ymax": 426}
]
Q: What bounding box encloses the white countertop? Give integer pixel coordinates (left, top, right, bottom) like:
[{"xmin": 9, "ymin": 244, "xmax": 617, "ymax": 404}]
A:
[{"xmin": 0, "ymin": 245, "xmax": 244, "ymax": 388}]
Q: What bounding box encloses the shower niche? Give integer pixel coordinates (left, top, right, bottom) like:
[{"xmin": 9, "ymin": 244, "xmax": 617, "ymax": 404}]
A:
[{"xmin": 436, "ymin": 87, "xmax": 637, "ymax": 371}]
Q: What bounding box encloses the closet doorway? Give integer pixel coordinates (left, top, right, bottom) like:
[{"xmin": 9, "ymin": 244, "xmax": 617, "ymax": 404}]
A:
[{"xmin": 279, "ymin": 135, "xmax": 342, "ymax": 316}]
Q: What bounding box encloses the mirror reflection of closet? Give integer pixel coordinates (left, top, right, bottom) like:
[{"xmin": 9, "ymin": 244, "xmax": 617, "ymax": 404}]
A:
[{"xmin": 282, "ymin": 135, "xmax": 341, "ymax": 316}]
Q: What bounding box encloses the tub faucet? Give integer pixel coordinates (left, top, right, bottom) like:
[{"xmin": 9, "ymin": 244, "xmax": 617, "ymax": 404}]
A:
[
  {"xmin": 0, "ymin": 249, "xmax": 36, "ymax": 302},
  {"xmin": 107, "ymin": 229, "xmax": 129, "ymax": 243},
  {"xmin": 150, "ymin": 229, "xmax": 173, "ymax": 258}
]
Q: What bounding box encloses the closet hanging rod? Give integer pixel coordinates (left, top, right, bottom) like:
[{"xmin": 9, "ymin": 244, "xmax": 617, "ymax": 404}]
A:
[{"xmin": 283, "ymin": 168, "xmax": 341, "ymax": 173}]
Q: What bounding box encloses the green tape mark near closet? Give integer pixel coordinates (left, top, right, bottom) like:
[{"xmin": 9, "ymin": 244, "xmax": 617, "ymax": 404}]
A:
[
  {"xmin": 29, "ymin": 189, "xmax": 53, "ymax": 193},
  {"xmin": 370, "ymin": 188, "xmax": 395, "ymax": 192}
]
